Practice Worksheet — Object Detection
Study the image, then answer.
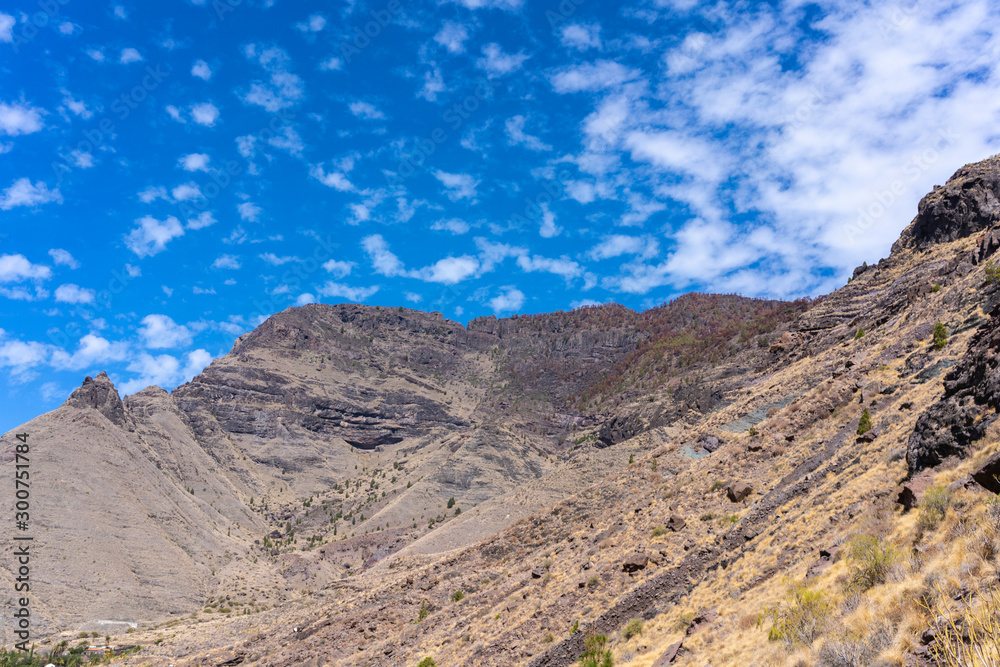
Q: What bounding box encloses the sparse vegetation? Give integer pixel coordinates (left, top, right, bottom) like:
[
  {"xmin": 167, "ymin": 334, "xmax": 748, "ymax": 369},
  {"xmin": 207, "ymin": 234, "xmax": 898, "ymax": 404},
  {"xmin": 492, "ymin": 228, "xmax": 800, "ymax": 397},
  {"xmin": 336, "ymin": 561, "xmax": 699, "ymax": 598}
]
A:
[
  {"xmin": 933, "ymin": 321, "xmax": 948, "ymax": 349},
  {"xmin": 623, "ymin": 618, "xmax": 643, "ymax": 640},
  {"xmin": 650, "ymin": 525, "xmax": 667, "ymax": 538},
  {"xmin": 452, "ymin": 590, "xmax": 465, "ymax": 602},
  {"xmin": 579, "ymin": 632, "xmax": 614, "ymax": 667},
  {"xmin": 917, "ymin": 484, "xmax": 951, "ymax": 531},
  {"xmin": 416, "ymin": 601, "xmax": 429, "ymax": 623},
  {"xmin": 845, "ymin": 534, "xmax": 896, "ymax": 592},
  {"xmin": 417, "ymin": 658, "xmax": 436, "ymax": 667},
  {"xmin": 854, "ymin": 327, "xmax": 865, "ymax": 340},
  {"xmin": 765, "ymin": 583, "xmax": 832, "ymax": 649},
  {"xmin": 857, "ymin": 409, "xmax": 873, "ymax": 436},
  {"xmin": 985, "ymin": 259, "xmax": 1000, "ymax": 284}
]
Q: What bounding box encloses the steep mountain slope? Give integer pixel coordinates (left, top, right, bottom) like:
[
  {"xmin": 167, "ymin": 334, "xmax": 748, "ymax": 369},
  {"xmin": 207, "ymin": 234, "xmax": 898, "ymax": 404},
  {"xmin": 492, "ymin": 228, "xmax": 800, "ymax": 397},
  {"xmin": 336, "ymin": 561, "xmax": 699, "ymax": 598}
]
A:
[
  {"xmin": 0, "ymin": 295, "xmax": 800, "ymax": 636},
  {"xmin": 63, "ymin": 153, "xmax": 997, "ymax": 667},
  {"xmin": 10, "ymin": 155, "xmax": 1000, "ymax": 667}
]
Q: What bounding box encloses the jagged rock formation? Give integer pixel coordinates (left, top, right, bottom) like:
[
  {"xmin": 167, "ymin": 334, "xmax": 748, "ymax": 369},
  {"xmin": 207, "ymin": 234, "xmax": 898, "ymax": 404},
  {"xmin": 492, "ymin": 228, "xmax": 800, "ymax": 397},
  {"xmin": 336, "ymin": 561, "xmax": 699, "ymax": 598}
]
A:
[{"xmin": 907, "ymin": 299, "xmax": 1000, "ymax": 473}]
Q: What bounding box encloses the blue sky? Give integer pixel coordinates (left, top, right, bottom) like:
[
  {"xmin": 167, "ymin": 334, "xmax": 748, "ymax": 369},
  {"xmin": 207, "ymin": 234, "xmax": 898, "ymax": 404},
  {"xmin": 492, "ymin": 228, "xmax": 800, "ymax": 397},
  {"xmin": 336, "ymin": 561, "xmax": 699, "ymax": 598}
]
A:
[{"xmin": 1, "ymin": 0, "xmax": 999, "ymax": 431}]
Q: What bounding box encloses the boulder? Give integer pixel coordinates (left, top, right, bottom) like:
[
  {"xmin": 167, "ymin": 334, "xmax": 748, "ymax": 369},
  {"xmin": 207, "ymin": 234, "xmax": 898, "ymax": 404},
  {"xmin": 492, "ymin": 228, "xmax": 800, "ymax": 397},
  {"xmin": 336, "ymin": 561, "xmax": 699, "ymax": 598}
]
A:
[
  {"xmin": 621, "ymin": 553, "xmax": 649, "ymax": 573},
  {"xmin": 666, "ymin": 515, "xmax": 687, "ymax": 532},
  {"xmin": 685, "ymin": 609, "xmax": 718, "ymax": 636},
  {"xmin": 897, "ymin": 471, "xmax": 935, "ymax": 510},
  {"xmin": 726, "ymin": 482, "xmax": 752, "ymax": 503},
  {"xmin": 971, "ymin": 451, "xmax": 1000, "ymax": 493},
  {"xmin": 860, "ymin": 380, "xmax": 886, "ymax": 405},
  {"xmin": 652, "ymin": 641, "xmax": 684, "ymax": 666},
  {"xmin": 530, "ymin": 568, "xmax": 545, "ymax": 579},
  {"xmin": 700, "ymin": 435, "xmax": 722, "ymax": 453}
]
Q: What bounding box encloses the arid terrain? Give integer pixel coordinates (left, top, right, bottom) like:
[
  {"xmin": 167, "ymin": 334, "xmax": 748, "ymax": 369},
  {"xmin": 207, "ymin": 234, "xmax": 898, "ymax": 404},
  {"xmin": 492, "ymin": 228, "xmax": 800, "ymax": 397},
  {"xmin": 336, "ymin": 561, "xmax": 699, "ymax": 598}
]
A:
[{"xmin": 5, "ymin": 155, "xmax": 1000, "ymax": 666}]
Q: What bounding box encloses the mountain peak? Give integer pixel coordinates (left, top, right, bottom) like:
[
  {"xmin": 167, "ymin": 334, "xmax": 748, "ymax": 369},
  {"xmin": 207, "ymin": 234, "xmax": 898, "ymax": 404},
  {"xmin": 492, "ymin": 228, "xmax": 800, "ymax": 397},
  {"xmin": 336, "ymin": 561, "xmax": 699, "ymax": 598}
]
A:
[
  {"xmin": 66, "ymin": 371, "xmax": 127, "ymax": 426},
  {"xmin": 893, "ymin": 154, "xmax": 1000, "ymax": 253}
]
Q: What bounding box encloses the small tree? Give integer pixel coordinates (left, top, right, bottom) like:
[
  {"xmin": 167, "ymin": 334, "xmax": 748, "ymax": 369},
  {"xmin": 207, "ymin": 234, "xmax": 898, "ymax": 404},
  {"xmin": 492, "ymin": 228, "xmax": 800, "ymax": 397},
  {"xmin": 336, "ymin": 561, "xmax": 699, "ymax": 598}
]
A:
[
  {"xmin": 447, "ymin": 497, "xmax": 456, "ymax": 509},
  {"xmin": 857, "ymin": 409, "xmax": 873, "ymax": 436},
  {"xmin": 418, "ymin": 658, "xmax": 436, "ymax": 667},
  {"xmin": 579, "ymin": 633, "xmax": 613, "ymax": 667},
  {"xmin": 933, "ymin": 322, "xmax": 948, "ymax": 350},
  {"xmin": 855, "ymin": 327, "xmax": 865, "ymax": 340}
]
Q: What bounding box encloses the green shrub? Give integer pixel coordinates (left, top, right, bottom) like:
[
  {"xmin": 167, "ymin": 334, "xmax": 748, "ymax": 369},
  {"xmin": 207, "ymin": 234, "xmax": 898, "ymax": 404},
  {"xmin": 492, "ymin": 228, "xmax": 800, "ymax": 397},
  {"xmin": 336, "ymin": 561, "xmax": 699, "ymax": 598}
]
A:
[
  {"xmin": 931, "ymin": 283, "xmax": 942, "ymax": 293},
  {"xmin": 650, "ymin": 526, "xmax": 667, "ymax": 538},
  {"xmin": 933, "ymin": 322, "xmax": 948, "ymax": 350},
  {"xmin": 846, "ymin": 535, "xmax": 897, "ymax": 592},
  {"xmin": 452, "ymin": 590, "xmax": 465, "ymax": 603},
  {"xmin": 855, "ymin": 327, "xmax": 865, "ymax": 340},
  {"xmin": 579, "ymin": 633, "xmax": 614, "ymax": 667},
  {"xmin": 623, "ymin": 618, "xmax": 643, "ymax": 640},
  {"xmin": 447, "ymin": 497, "xmax": 456, "ymax": 509},
  {"xmin": 766, "ymin": 583, "xmax": 832, "ymax": 649},
  {"xmin": 917, "ymin": 485, "xmax": 951, "ymax": 531},
  {"xmin": 857, "ymin": 409, "xmax": 873, "ymax": 436},
  {"xmin": 418, "ymin": 658, "xmax": 436, "ymax": 667},
  {"xmin": 709, "ymin": 480, "xmax": 725, "ymax": 492},
  {"xmin": 570, "ymin": 620, "xmax": 580, "ymax": 635},
  {"xmin": 985, "ymin": 259, "xmax": 1000, "ymax": 284},
  {"xmin": 416, "ymin": 601, "xmax": 429, "ymax": 623}
]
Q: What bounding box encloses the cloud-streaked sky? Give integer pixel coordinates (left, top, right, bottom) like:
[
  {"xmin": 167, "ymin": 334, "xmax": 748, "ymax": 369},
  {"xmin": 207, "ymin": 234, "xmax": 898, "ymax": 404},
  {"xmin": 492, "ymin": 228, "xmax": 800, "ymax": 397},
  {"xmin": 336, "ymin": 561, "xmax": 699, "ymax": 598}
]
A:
[{"xmin": 1, "ymin": 0, "xmax": 999, "ymax": 431}]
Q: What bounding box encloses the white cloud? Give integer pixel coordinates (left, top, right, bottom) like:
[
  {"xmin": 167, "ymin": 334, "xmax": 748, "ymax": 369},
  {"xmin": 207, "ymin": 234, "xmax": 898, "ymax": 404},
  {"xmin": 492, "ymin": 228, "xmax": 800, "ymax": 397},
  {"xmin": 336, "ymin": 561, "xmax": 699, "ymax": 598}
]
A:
[
  {"xmin": 319, "ymin": 57, "xmax": 343, "ymax": 71},
  {"xmin": 349, "ymin": 100, "xmax": 385, "ymax": 120},
  {"xmin": 238, "ymin": 201, "xmax": 262, "ymax": 222},
  {"xmin": 418, "ymin": 67, "xmax": 446, "ymax": 102},
  {"xmin": 445, "ymin": 0, "xmax": 522, "ymax": 10},
  {"xmin": 431, "ymin": 218, "xmax": 470, "ymax": 235},
  {"xmin": 192, "ymin": 286, "xmax": 216, "ymax": 294},
  {"xmin": 488, "ymin": 286, "xmax": 524, "ymax": 314},
  {"xmin": 186, "ymin": 211, "xmax": 216, "ymax": 230},
  {"xmin": 0, "ymin": 178, "xmax": 62, "ymax": 210},
  {"xmin": 87, "ymin": 49, "xmax": 105, "ymax": 62},
  {"xmin": 70, "ymin": 150, "xmax": 94, "ymax": 168},
  {"xmin": 551, "ymin": 61, "xmax": 640, "ymax": 93},
  {"xmin": 240, "ymin": 44, "xmax": 304, "ymax": 112},
  {"xmin": 58, "ymin": 22, "xmax": 76, "ymax": 35},
  {"xmin": 49, "ymin": 334, "xmax": 128, "ymax": 371},
  {"xmin": 561, "ymin": 23, "xmax": 601, "ymax": 50},
  {"xmin": 362, "ymin": 234, "xmax": 407, "ymax": 277},
  {"xmin": 139, "ymin": 314, "xmax": 193, "ymax": 349},
  {"xmin": 309, "ymin": 164, "xmax": 354, "ymax": 192},
  {"xmin": 120, "ymin": 47, "xmax": 143, "ymax": 64},
  {"xmin": 538, "ymin": 203, "xmax": 561, "ymax": 238},
  {"xmin": 296, "ymin": 14, "xmax": 326, "ymax": 32},
  {"xmin": 191, "ymin": 60, "xmax": 213, "ymax": 80},
  {"xmin": 118, "ymin": 348, "xmax": 212, "ymax": 395},
  {"xmin": 48, "ymin": 249, "xmax": 79, "ymax": 269},
  {"xmin": 260, "ymin": 252, "xmax": 296, "ymax": 265},
  {"xmin": 60, "ymin": 91, "xmax": 91, "ymax": 118},
  {"xmin": 433, "ymin": 170, "xmax": 479, "ymax": 201},
  {"xmin": 54, "ymin": 284, "xmax": 95, "ymax": 304},
  {"xmin": 165, "ymin": 105, "xmax": 184, "ymax": 122},
  {"xmin": 435, "ymin": 21, "xmax": 470, "ymax": 53},
  {"xmin": 516, "ymin": 254, "xmax": 582, "ymax": 281},
  {"xmin": 171, "ymin": 182, "xmax": 202, "ymax": 202},
  {"xmin": 0, "ymin": 254, "xmax": 51, "ymax": 283},
  {"xmin": 267, "ymin": 125, "xmax": 304, "ymax": 156},
  {"xmin": 0, "ymin": 13, "xmax": 14, "ymax": 42},
  {"xmin": 190, "ymin": 102, "xmax": 220, "ymax": 126},
  {"xmin": 212, "ymin": 254, "xmax": 241, "ymax": 269},
  {"xmin": 404, "ymin": 292, "xmax": 422, "ymax": 303},
  {"xmin": 316, "ymin": 281, "xmax": 380, "ymax": 302},
  {"xmin": 476, "ymin": 43, "xmax": 529, "ymax": 77},
  {"xmin": 322, "ymin": 259, "xmax": 354, "ymax": 278},
  {"xmin": 505, "ymin": 115, "xmax": 552, "ymax": 151},
  {"xmin": 295, "ymin": 293, "xmax": 316, "ymax": 306},
  {"xmin": 125, "ymin": 216, "xmax": 184, "ymax": 258},
  {"xmin": 138, "ymin": 186, "xmax": 169, "ymax": 203},
  {"xmin": 413, "ymin": 256, "xmax": 480, "ymax": 284},
  {"xmin": 112, "ymin": 5, "xmax": 127, "ymax": 19},
  {"xmin": 179, "ymin": 153, "xmax": 210, "ymax": 171},
  {"xmin": 589, "ymin": 235, "xmax": 660, "ymax": 261},
  {"xmin": 0, "ymin": 101, "xmax": 44, "ymax": 136}
]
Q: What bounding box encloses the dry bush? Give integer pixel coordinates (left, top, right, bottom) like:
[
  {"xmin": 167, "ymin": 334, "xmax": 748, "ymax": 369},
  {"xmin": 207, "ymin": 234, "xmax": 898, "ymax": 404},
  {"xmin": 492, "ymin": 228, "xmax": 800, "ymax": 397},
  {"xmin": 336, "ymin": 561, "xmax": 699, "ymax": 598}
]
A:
[
  {"xmin": 926, "ymin": 586, "xmax": 1000, "ymax": 666},
  {"xmin": 817, "ymin": 622, "xmax": 894, "ymax": 667},
  {"xmin": 766, "ymin": 583, "xmax": 834, "ymax": 650}
]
